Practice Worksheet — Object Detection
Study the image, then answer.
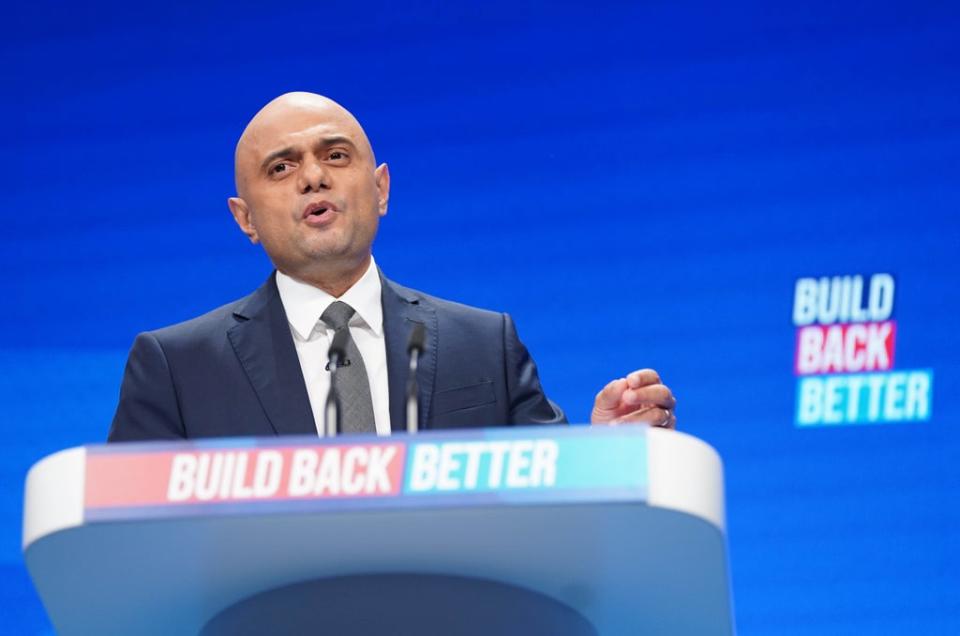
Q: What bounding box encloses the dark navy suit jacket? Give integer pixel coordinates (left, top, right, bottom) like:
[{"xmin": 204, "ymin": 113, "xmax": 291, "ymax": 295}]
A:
[{"xmin": 108, "ymin": 273, "xmax": 566, "ymax": 441}]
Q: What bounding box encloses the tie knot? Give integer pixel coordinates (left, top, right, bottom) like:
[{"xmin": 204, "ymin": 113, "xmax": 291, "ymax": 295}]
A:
[{"xmin": 321, "ymin": 301, "xmax": 356, "ymax": 331}]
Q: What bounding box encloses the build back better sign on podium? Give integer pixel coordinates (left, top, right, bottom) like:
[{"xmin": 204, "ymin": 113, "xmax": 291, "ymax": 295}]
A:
[{"xmin": 23, "ymin": 424, "xmax": 733, "ymax": 635}]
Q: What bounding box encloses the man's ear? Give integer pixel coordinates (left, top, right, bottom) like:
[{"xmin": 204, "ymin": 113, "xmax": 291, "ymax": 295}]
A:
[
  {"xmin": 228, "ymin": 197, "xmax": 260, "ymax": 243},
  {"xmin": 374, "ymin": 163, "xmax": 390, "ymax": 217}
]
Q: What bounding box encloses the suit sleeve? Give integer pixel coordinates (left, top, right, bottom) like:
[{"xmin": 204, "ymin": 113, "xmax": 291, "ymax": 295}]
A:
[
  {"xmin": 107, "ymin": 332, "xmax": 187, "ymax": 442},
  {"xmin": 502, "ymin": 313, "xmax": 567, "ymax": 425}
]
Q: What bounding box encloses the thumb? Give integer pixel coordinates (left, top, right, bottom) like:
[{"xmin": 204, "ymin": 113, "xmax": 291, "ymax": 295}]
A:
[{"xmin": 593, "ymin": 378, "xmax": 627, "ymax": 414}]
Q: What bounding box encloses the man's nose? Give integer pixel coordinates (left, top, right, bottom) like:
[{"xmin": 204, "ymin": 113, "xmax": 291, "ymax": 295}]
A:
[{"xmin": 298, "ymin": 158, "xmax": 331, "ymax": 193}]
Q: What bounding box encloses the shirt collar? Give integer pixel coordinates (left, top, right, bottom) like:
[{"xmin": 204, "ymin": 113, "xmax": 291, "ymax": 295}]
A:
[{"xmin": 275, "ymin": 257, "xmax": 383, "ymax": 340}]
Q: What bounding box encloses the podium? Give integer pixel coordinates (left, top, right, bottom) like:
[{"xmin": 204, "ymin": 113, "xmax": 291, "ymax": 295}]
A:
[{"xmin": 22, "ymin": 425, "xmax": 733, "ymax": 635}]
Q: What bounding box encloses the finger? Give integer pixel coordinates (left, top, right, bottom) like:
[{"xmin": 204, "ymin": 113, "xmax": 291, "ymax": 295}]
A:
[
  {"xmin": 625, "ymin": 369, "xmax": 661, "ymax": 389},
  {"xmin": 614, "ymin": 406, "xmax": 675, "ymax": 428},
  {"xmin": 594, "ymin": 377, "xmax": 628, "ymax": 411},
  {"xmin": 623, "ymin": 384, "xmax": 676, "ymax": 409},
  {"xmin": 612, "ymin": 405, "xmax": 661, "ymax": 425}
]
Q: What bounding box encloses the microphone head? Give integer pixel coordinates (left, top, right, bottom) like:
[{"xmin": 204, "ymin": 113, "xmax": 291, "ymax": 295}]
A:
[
  {"xmin": 328, "ymin": 329, "xmax": 350, "ymax": 361},
  {"xmin": 407, "ymin": 323, "xmax": 426, "ymax": 355}
]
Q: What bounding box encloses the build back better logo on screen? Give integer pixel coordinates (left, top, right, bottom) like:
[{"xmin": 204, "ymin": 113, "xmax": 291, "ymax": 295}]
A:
[{"xmin": 792, "ymin": 273, "xmax": 933, "ymax": 427}]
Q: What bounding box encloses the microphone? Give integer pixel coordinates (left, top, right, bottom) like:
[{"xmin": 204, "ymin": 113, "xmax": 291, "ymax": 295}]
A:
[
  {"xmin": 324, "ymin": 328, "xmax": 350, "ymax": 437},
  {"xmin": 406, "ymin": 323, "xmax": 426, "ymax": 434}
]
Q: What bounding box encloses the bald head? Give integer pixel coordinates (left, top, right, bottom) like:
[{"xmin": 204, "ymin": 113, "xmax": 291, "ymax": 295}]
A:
[{"xmin": 234, "ymin": 92, "xmax": 375, "ymax": 197}]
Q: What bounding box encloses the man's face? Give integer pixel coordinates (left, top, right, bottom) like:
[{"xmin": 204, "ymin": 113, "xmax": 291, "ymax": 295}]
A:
[{"xmin": 229, "ymin": 97, "xmax": 389, "ymax": 283}]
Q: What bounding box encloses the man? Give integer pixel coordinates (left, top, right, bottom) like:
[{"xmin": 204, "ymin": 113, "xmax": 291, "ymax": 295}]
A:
[{"xmin": 108, "ymin": 92, "xmax": 676, "ymax": 442}]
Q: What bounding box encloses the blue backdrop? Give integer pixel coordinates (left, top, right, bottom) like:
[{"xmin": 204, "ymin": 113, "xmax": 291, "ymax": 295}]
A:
[{"xmin": 3, "ymin": 1, "xmax": 959, "ymax": 633}]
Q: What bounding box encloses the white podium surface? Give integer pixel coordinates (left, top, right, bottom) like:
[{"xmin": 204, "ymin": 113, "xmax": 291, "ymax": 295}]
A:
[{"xmin": 23, "ymin": 424, "xmax": 733, "ymax": 635}]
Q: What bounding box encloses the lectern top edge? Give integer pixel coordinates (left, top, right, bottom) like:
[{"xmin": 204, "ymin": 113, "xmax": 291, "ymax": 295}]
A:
[{"xmin": 23, "ymin": 424, "xmax": 725, "ymax": 551}]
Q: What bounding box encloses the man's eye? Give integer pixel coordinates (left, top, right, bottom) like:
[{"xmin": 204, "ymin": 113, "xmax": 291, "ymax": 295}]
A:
[
  {"xmin": 270, "ymin": 163, "xmax": 288, "ymax": 174},
  {"xmin": 328, "ymin": 151, "xmax": 348, "ymax": 161}
]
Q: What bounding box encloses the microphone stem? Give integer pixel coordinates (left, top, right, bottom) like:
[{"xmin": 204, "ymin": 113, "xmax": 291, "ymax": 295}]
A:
[
  {"xmin": 406, "ymin": 349, "xmax": 420, "ymax": 434},
  {"xmin": 324, "ymin": 353, "xmax": 340, "ymax": 437}
]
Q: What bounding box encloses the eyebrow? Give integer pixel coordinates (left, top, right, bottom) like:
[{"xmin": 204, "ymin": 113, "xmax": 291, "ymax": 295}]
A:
[
  {"xmin": 260, "ymin": 147, "xmax": 297, "ymax": 171},
  {"xmin": 260, "ymin": 136, "xmax": 359, "ymax": 171}
]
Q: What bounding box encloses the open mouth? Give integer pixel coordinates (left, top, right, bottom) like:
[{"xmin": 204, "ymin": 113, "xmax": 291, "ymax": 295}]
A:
[{"xmin": 303, "ymin": 201, "xmax": 338, "ymax": 220}]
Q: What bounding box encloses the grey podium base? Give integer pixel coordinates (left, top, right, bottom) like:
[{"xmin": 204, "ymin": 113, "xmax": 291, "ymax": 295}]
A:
[{"xmin": 201, "ymin": 573, "xmax": 598, "ymax": 636}]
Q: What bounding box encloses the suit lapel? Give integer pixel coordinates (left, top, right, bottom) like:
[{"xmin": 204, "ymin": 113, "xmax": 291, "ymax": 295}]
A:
[
  {"xmin": 381, "ymin": 275, "xmax": 438, "ymax": 432},
  {"xmin": 227, "ymin": 274, "xmax": 317, "ymax": 436}
]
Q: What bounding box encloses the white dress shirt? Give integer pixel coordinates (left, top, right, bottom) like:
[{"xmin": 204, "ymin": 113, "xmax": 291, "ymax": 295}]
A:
[{"xmin": 275, "ymin": 258, "xmax": 391, "ymax": 436}]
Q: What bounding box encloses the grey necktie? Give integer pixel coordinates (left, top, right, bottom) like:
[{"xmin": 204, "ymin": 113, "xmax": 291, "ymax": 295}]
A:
[{"xmin": 321, "ymin": 301, "xmax": 376, "ymax": 435}]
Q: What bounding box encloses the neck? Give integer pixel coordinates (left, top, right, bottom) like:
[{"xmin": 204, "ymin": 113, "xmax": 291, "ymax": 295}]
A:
[{"xmin": 282, "ymin": 254, "xmax": 372, "ymax": 298}]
